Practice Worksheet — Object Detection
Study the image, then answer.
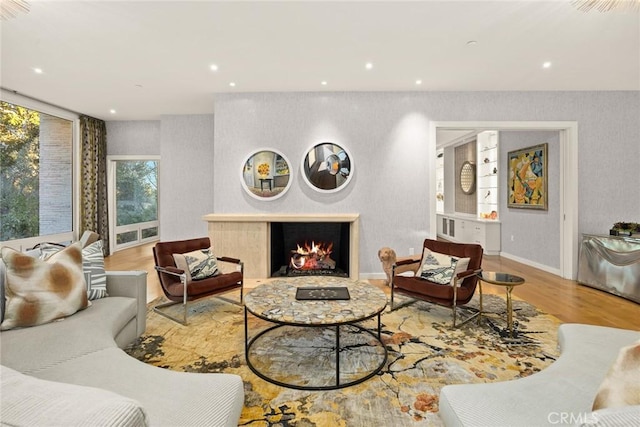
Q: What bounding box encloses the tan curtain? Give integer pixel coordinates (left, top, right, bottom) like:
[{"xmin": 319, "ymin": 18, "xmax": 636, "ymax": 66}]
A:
[{"xmin": 79, "ymin": 116, "xmax": 109, "ymax": 255}]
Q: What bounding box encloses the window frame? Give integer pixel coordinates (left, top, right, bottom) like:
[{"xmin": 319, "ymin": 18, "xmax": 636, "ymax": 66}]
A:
[
  {"xmin": 0, "ymin": 90, "xmax": 80, "ymax": 250},
  {"xmin": 107, "ymin": 155, "xmax": 161, "ymax": 254}
]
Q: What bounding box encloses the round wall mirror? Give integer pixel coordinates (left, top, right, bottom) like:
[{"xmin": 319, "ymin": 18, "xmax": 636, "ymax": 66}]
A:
[
  {"xmin": 460, "ymin": 161, "xmax": 476, "ymax": 195},
  {"xmin": 241, "ymin": 149, "xmax": 292, "ymax": 200},
  {"xmin": 301, "ymin": 142, "xmax": 353, "ymax": 193}
]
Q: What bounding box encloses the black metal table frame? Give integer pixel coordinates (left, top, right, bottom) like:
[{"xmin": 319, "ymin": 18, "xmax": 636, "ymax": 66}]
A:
[{"xmin": 244, "ymin": 306, "xmax": 388, "ymax": 391}]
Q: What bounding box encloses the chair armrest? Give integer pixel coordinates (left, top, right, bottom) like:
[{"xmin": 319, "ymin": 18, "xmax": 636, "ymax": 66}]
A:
[
  {"xmin": 155, "ymin": 265, "xmax": 185, "ymax": 277},
  {"xmin": 105, "ymin": 271, "xmax": 147, "ymax": 337},
  {"xmin": 217, "ymin": 256, "xmax": 241, "ymax": 264},
  {"xmin": 395, "ymin": 257, "xmax": 420, "ymax": 267},
  {"xmin": 392, "ymin": 257, "xmax": 421, "ymax": 276},
  {"xmin": 456, "ymin": 268, "xmax": 482, "ymax": 281}
]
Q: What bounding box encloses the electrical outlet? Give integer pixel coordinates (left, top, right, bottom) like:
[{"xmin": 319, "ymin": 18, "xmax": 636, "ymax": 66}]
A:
[
  {"xmin": 409, "ymin": 247, "xmax": 415, "ymax": 255},
  {"xmin": 510, "ymin": 234, "xmax": 515, "ymax": 242}
]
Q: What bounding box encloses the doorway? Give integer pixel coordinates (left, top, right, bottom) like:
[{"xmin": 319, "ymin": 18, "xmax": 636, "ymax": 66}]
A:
[{"xmin": 430, "ymin": 121, "xmax": 578, "ymax": 280}]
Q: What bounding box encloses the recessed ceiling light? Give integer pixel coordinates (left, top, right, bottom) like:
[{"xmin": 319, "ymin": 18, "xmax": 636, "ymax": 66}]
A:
[
  {"xmin": 210, "ymin": 64, "xmax": 219, "ymax": 71},
  {"xmin": 365, "ymin": 62, "xmax": 373, "ymax": 70},
  {"xmin": 321, "ymin": 81, "xmax": 327, "ymax": 86},
  {"xmin": 543, "ymin": 61, "xmax": 552, "ymax": 69},
  {"xmin": 416, "ymin": 79, "xmax": 422, "ymax": 85},
  {"xmin": 33, "ymin": 68, "xmax": 43, "ymax": 74},
  {"xmin": 229, "ymin": 82, "xmax": 236, "ymax": 87},
  {"xmin": 466, "ymin": 40, "xmax": 478, "ymax": 46},
  {"xmin": 109, "ymin": 109, "xmax": 116, "ymax": 114}
]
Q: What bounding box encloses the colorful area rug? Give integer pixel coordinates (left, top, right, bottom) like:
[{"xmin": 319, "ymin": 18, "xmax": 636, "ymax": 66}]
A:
[{"xmin": 125, "ymin": 280, "xmax": 560, "ymax": 426}]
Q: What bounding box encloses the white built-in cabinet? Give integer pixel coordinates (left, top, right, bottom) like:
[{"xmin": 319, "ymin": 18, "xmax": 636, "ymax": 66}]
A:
[
  {"xmin": 437, "ymin": 214, "xmax": 501, "ymax": 255},
  {"xmin": 477, "ymin": 131, "xmax": 499, "ymax": 220},
  {"xmin": 436, "ymin": 130, "xmax": 501, "ymax": 255},
  {"xmin": 436, "ymin": 149, "xmax": 444, "ymax": 214}
]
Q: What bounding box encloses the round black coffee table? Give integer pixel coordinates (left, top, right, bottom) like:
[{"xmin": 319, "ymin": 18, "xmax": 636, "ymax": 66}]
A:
[{"xmin": 244, "ymin": 277, "xmax": 388, "ymax": 390}]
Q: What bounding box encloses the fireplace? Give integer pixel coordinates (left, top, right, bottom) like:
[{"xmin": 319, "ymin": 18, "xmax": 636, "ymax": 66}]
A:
[{"xmin": 271, "ymin": 222, "xmax": 350, "ymax": 277}]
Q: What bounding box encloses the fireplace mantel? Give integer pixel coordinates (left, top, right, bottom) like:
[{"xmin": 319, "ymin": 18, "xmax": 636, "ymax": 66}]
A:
[{"xmin": 202, "ymin": 213, "xmax": 360, "ymax": 279}]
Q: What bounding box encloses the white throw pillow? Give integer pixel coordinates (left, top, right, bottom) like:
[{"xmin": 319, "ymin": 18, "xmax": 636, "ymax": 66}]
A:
[
  {"xmin": 1, "ymin": 242, "xmax": 89, "ymax": 330},
  {"xmin": 417, "ymin": 248, "xmax": 470, "ymax": 286},
  {"xmin": 592, "ymin": 340, "xmax": 640, "ymax": 410},
  {"xmin": 173, "ymin": 247, "xmax": 220, "ymax": 282},
  {"xmin": 40, "ymin": 241, "xmax": 108, "ymax": 300}
]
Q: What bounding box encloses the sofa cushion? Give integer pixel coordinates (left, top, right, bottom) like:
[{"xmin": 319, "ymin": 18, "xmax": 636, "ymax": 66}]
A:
[
  {"xmin": 582, "ymin": 406, "xmax": 640, "ymax": 427},
  {"xmin": 1, "ymin": 242, "xmax": 89, "ymax": 331},
  {"xmin": 34, "ymin": 347, "xmax": 244, "ymax": 427},
  {"xmin": 592, "ymin": 340, "xmax": 640, "ymax": 410},
  {"xmin": 173, "ymin": 247, "xmax": 219, "ymax": 282},
  {"xmin": 417, "ymin": 248, "xmax": 470, "ymax": 286},
  {"xmin": 0, "ymin": 296, "xmax": 137, "ymax": 375},
  {"xmin": 1, "ymin": 365, "xmax": 148, "ymax": 427}
]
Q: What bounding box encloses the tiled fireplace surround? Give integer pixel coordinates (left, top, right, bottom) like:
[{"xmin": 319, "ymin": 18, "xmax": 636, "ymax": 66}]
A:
[{"xmin": 203, "ymin": 214, "xmax": 360, "ymax": 279}]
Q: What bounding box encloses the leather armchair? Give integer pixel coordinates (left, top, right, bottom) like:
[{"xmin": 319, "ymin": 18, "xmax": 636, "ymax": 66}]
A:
[
  {"xmin": 390, "ymin": 239, "xmax": 483, "ymax": 327},
  {"xmin": 153, "ymin": 237, "xmax": 243, "ymax": 325}
]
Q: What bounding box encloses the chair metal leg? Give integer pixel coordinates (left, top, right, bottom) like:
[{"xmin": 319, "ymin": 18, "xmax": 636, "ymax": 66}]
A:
[
  {"xmin": 153, "ymin": 300, "xmax": 188, "ymax": 326},
  {"xmin": 389, "ymin": 278, "xmax": 416, "ymax": 311}
]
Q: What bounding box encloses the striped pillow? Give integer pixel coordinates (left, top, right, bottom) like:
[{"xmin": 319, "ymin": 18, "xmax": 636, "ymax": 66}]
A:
[{"xmin": 82, "ymin": 240, "xmax": 108, "ymax": 300}]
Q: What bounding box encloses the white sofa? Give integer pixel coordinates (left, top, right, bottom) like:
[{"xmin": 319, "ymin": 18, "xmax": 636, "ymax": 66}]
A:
[
  {"xmin": 1, "ymin": 270, "xmax": 245, "ymax": 427},
  {"xmin": 439, "ymin": 323, "xmax": 640, "ymax": 427}
]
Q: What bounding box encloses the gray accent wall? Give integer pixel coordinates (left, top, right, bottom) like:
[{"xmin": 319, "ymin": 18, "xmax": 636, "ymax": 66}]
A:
[
  {"xmin": 159, "ymin": 115, "xmax": 215, "ymax": 240},
  {"xmin": 106, "ymin": 91, "xmax": 639, "ymax": 277},
  {"xmin": 500, "ymin": 131, "xmax": 561, "ymax": 269},
  {"xmin": 212, "ymin": 91, "xmax": 639, "ymax": 276},
  {"xmin": 105, "ymin": 117, "xmax": 214, "ymax": 241},
  {"xmin": 106, "ymin": 121, "xmax": 161, "ymax": 156}
]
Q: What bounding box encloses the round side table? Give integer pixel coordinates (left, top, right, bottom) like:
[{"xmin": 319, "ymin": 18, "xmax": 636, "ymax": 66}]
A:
[{"xmin": 477, "ymin": 271, "xmax": 526, "ymax": 338}]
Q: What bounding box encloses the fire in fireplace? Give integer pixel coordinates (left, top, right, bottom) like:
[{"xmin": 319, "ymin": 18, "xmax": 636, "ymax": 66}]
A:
[
  {"xmin": 270, "ymin": 222, "xmax": 350, "ymax": 277},
  {"xmin": 290, "ymin": 241, "xmax": 336, "ymax": 271}
]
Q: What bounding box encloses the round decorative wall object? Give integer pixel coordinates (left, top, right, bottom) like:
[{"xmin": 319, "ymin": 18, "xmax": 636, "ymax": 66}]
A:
[
  {"xmin": 301, "ymin": 142, "xmax": 353, "ymax": 193},
  {"xmin": 241, "ymin": 149, "xmax": 292, "ymax": 201},
  {"xmin": 459, "ymin": 161, "xmax": 476, "ymax": 195}
]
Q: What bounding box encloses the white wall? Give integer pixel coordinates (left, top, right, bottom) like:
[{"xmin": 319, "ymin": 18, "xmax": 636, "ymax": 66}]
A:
[
  {"xmin": 105, "ymin": 91, "xmax": 640, "ymax": 277},
  {"xmin": 159, "ymin": 115, "xmax": 215, "ymax": 240},
  {"xmin": 106, "ymin": 120, "xmax": 160, "ymax": 156},
  {"xmin": 212, "ymin": 91, "xmax": 639, "ymax": 277},
  {"xmin": 499, "ymin": 130, "xmax": 561, "ymax": 269}
]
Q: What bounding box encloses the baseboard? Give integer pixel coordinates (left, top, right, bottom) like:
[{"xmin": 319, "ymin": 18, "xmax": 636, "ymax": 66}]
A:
[
  {"xmin": 359, "ymin": 272, "xmax": 387, "ymax": 280},
  {"xmin": 499, "ymin": 252, "xmax": 561, "ymax": 277}
]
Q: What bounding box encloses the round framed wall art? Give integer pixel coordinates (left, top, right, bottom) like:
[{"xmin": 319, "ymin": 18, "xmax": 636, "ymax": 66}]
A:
[
  {"xmin": 241, "ymin": 148, "xmax": 292, "ymax": 201},
  {"xmin": 301, "ymin": 142, "xmax": 353, "ymax": 193}
]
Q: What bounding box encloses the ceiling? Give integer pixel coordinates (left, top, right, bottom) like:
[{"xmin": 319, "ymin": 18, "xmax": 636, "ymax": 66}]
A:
[{"xmin": 1, "ymin": 1, "xmax": 639, "ymax": 121}]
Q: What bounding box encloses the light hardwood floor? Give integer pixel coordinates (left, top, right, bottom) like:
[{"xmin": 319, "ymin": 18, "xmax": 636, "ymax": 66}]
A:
[{"xmin": 104, "ymin": 242, "xmax": 640, "ymax": 331}]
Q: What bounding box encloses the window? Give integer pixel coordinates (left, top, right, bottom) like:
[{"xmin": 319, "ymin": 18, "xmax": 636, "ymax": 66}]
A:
[
  {"xmin": 0, "ymin": 99, "xmax": 77, "ymax": 249},
  {"xmin": 108, "ymin": 157, "xmax": 159, "ymax": 252}
]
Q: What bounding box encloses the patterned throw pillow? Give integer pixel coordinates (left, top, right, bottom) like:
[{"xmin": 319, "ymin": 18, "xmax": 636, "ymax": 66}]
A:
[
  {"xmin": 173, "ymin": 248, "xmax": 220, "ymax": 282},
  {"xmin": 40, "ymin": 241, "xmax": 108, "ymax": 300},
  {"xmin": 417, "ymin": 248, "xmax": 471, "ymax": 286},
  {"xmin": 82, "ymin": 240, "xmax": 108, "ymax": 300},
  {"xmin": 0, "ymin": 242, "xmax": 89, "ymax": 330}
]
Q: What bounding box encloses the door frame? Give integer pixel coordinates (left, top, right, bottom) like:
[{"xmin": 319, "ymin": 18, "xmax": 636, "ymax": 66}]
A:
[{"xmin": 429, "ymin": 121, "xmax": 578, "ymax": 280}]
